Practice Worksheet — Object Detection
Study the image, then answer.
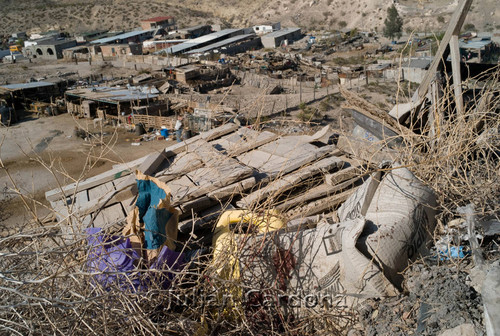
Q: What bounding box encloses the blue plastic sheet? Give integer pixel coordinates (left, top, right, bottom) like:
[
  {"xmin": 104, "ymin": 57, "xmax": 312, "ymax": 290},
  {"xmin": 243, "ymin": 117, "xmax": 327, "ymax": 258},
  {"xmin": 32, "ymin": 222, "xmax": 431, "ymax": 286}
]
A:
[{"xmin": 136, "ymin": 179, "xmax": 174, "ymax": 250}]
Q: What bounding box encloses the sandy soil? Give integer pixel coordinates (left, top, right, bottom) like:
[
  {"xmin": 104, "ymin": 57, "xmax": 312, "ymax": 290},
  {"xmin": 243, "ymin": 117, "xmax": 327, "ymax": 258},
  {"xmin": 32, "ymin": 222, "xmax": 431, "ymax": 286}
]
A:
[{"xmin": 0, "ymin": 113, "xmax": 173, "ymax": 233}]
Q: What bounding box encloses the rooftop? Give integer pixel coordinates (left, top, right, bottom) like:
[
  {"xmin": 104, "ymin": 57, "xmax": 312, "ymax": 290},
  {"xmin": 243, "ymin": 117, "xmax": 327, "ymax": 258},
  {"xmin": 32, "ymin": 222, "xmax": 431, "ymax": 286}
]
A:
[
  {"xmin": 156, "ymin": 28, "xmax": 243, "ymax": 54},
  {"xmin": 401, "ymin": 57, "xmax": 432, "ymax": 69},
  {"xmin": 460, "ymin": 38, "xmax": 493, "ymax": 50},
  {"xmin": 91, "ymin": 29, "xmax": 155, "ymax": 44},
  {"xmin": 186, "ymin": 34, "xmax": 255, "ymax": 54},
  {"xmin": 0, "ymin": 81, "xmax": 56, "ymax": 91},
  {"xmin": 262, "ymin": 27, "xmax": 301, "ymax": 39},
  {"xmin": 36, "ymin": 39, "xmax": 76, "ymax": 46},
  {"xmin": 65, "ymin": 86, "xmax": 159, "ymax": 104}
]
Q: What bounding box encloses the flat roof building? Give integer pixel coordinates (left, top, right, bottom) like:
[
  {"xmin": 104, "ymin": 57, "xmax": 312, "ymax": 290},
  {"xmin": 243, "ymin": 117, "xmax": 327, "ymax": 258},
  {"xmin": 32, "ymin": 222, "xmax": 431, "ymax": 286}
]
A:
[
  {"xmin": 261, "ymin": 28, "xmax": 302, "ymax": 48},
  {"xmin": 186, "ymin": 34, "xmax": 259, "ymax": 55},
  {"xmin": 141, "ymin": 16, "xmax": 176, "ymax": 31},
  {"xmin": 156, "ymin": 28, "xmax": 244, "ymax": 54},
  {"xmin": 91, "ymin": 30, "xmax": 155, "ymax": 45},
  {"xmin": 24, "ymin": 39, "xmax": 77, "ymax": 60}
]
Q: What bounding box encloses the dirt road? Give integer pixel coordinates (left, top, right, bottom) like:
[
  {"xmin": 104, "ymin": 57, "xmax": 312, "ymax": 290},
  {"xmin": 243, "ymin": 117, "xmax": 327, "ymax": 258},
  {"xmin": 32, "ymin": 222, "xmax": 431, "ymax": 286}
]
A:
[{"xmin": 0, "ymin": 114, "xmax": 173, "ymax": 233}]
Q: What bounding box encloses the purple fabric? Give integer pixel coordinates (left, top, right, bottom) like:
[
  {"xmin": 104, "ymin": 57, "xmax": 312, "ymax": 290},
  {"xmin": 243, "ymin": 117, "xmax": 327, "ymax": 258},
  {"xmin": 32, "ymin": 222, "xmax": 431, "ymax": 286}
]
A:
[
  {"xmin": 146, "ymin": 246, "xmax": 186, "ymax": 289},
  {"xmin": 86, "ymin": 228, "xmax": 185, "ymax": 291}
]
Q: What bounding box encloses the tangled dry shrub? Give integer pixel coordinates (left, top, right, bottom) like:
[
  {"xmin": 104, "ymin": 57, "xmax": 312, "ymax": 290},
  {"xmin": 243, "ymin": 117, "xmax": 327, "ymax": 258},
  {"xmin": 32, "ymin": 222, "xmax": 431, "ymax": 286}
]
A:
[
  {"xmin": 0, "ymin": 124, "xmax": 354, "ymax": 335},
  {"xmin": 396, "ymin": 66, "xmax": 500, "ymax": 223}
]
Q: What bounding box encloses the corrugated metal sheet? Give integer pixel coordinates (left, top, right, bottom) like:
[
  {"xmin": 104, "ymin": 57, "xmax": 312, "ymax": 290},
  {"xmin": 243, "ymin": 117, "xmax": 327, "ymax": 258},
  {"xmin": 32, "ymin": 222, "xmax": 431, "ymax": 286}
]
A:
[
  {"xmin": 262, "ymin": 27, "xmax": 301, "ymax": 39},
  {"xmin": 155, "ymin": 29, "xmax": 243, "ymax": 54},
  {"xmin": 65, "ymin": 86, "xmax": 158, "ymax": 103},
  {"xmin": 186, "ymin": 34, "xmax": 254, "ymax": 54},
  {"xmin": 91, "ymin": 30, "xmax": 155, "ymax": 44},
  {"xmin": 460, "ymin": 39, "xmax": 492, "ymax": 50},
  {"xmin": 0, "ymin": 81, "xmax": 56, "ymax": 91}
]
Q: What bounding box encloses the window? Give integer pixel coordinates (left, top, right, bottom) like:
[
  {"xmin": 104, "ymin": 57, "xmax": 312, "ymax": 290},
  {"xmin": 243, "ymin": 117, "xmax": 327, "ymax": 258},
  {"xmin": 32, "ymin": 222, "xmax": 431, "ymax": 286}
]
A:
[{"xmin": 47, "ymin": 48, "xmax": 54, "ymax": 55}]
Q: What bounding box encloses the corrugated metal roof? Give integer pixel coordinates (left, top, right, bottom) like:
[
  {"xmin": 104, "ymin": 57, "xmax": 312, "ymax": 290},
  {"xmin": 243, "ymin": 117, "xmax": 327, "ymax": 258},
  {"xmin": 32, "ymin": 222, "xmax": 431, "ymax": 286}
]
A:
[
  {"xmin": 263, "ymin": 27, "xmax": 301, "ymax": 39},
  {"xmin": 155, "ymin": 29, "xmax": 243, "ymax": 54},
  {"xmin": 0, "ymin": 81, "xmax": 56, "ymax": 91},
  {"xmin": 91, "ymin": 30, "xmax": 155, "ymax": 44},
  {"xmin": 401, "ymin": 58, "xmax": 432, "ymax": 69},
  {"xmin": 65, "ymin": 86, "xmax": 158, "ymax": 103},
  {"xmin": 186, "ymin": 34, "xmax": 254, "ymax": 54},
  {"xmin": 459, "ymin": 39, "xmax": 493, "ymax": 50}
]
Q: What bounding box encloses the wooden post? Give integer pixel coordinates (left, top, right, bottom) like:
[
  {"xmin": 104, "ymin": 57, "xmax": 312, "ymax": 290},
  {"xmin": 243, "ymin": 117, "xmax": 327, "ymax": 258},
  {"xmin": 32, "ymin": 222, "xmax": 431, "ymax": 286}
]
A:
[
  {"xmin": 299, "ymin": 79, "xmax": 302, "ymax": 102},
  {"xmin": 414, "ymin": 0, "xmax": 473, "ymax": 103},
  {"xmin": 450, "ymin": 34, "xmax": 463, "ymax": 115}
]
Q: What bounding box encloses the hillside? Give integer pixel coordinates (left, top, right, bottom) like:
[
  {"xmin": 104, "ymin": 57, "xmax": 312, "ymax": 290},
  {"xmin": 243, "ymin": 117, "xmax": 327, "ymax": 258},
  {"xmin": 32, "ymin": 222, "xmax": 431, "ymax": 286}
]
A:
[{"xmin": 0, "ymin": 0, "xmax": 498, "ymax": 35}]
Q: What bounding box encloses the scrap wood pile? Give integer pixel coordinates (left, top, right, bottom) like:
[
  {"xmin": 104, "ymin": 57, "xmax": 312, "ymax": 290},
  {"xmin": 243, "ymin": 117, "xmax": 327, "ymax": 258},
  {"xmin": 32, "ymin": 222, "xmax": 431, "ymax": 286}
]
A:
[{"xmin": 1, "ymin": 117, "xmax": 445, "ymax": 334}]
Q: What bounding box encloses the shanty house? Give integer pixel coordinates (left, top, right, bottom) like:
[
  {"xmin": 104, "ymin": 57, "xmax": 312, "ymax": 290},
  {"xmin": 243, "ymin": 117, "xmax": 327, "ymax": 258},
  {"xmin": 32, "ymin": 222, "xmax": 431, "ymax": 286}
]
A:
[
  {"xmin": 177, "ymin": 25, "xmax": 212, "ymax": 39},
  {"xmin": 141, "ymin": 16, "xmax": 176, "ymax": 31},
  {"xmin": 383, "ymin": 57, "xmax": 431, "ymax": 84},
  {"xmin": 65, "ymin": 86, "xmax": 161, "ymax": 119},
  {"xmin": 459, "ymin": 36, "xmax": 497, "ymax": 63},
  {"xmin": 99, "ymin": 43, "xmax": 143, "ymax": 57},
  {"xmin": 24, "ymin": 39, "xmax": 77, "ymax": 60},
  {"xmin": 91, "ymin": 30, "xmax": 155, "ymax": 45},
  {"xmin": 261, "ymin": 28, "xmax": 302, "ymax": 48},
  {"xmin": 75, "ymin": 30, "xmax": 109, "ymax": 43}
]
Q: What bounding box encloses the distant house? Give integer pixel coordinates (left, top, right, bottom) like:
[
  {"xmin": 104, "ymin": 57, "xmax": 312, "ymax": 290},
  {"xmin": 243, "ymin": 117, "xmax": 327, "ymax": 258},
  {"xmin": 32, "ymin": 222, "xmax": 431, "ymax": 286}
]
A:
[
  {"xmin": 177, "ymin": 25, "xmax": 212, "ymax": 39},
  {"xmin": 261, "ymin": 27, "xmax": 302, "ymax": 48},
  {"xmin": 384, "ymin": 57, "xmax": 432, "ymax": 84},
  {"xmin": 24, "ymin": 39, "xmax": 77, "ymax": 60},
  {"xmin": 62, "ymin": 46, "xmax": 91, "ymax": 60},
  {"xmin": 75, "ymin": 30, "xmax": 108, "ymax": 43},
  {"xmin": 459, "ymin": 35, "xmax": 497, "ymax": 63},
  {"xmin": 100, "ymin": 43, "xmax": 143, "ymax": 57},
  {"xmin": 141, "ymin": 16, "xmax": 176, "ymax": 31},
  {"xmin": 252, "ymin": 22, "xmax": 281, "ymax": 35},
  {"xmin": 90, "ymin": 30, "xmax": 155, "ymax": 45}
]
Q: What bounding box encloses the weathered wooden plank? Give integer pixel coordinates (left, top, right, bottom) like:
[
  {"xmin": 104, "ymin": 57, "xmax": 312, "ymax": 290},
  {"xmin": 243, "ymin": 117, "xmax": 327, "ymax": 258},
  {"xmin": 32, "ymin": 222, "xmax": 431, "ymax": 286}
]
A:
[
  {"xmin": 212, "ymin": 128, "xmax": 278, "ymax": 157},
  {"xmin": 450, "ymin": 34, "xmax": 463, "ymax": 115},
  {"xmin": 92, "ymin": 203, "xmax": 126, "ymax": 228},
  {"xmin": 336, "ymin": 135, "xmax": 396, "ymax": 165},
  {"xmin": 88, "ymin": 181, "xmax": 115, "ymax": 201},
  {"xmin": 155, "ymin": 152, "xmax": 204, "ymax": 179},
  {"xmin": 325, "ymin": 165, "xmax": 365, "ymax": 186},
  {"xmin": 286, "ymin": 187, "xmax": 358, "ymax": 220},
  {"xmin": 45, "ymin": 167, "xmax": 132, "ymax": 202},
  {"xmin": 179, "ymin": 196, "xmax": 217, "ymax": 219},
  {"xmin": 168, "ymin": 175, "xmax": 197, "ymax": 202},
  {"xmin": 179, "ymin": 163, "xmax": 253, "ymax": 203},
  {"xmin": 277, "ymin": 177, "xmax": 361, "ymax": 212},
  {"xmin": 207, "ymin": 176, "xmax": 257, "ymax": 201},
  {"xmin": 259, "ymin": 137, "xmax": 317, "ymax": 156},
  {"xmin": 237, "ymin": 154, "xmax": 343, "ymax": 208}
]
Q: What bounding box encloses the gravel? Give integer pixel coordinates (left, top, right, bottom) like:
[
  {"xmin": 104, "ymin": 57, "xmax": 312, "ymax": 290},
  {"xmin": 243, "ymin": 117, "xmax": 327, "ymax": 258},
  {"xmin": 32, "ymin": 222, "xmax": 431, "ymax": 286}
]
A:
[{"xmin": 358, "ymin": 261, "xmax": 485, "ymax": 336}]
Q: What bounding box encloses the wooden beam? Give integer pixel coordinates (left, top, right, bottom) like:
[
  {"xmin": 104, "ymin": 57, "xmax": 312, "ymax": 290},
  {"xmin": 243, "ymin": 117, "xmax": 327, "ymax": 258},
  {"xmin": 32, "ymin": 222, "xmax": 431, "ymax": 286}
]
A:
[
  {"xmin": 276, "ymin": 177, "xmax": 361, "ymax": 212},
  {"xmin": 237, "ymin": 154, "xmax": 344, "ymax": 208},
  {"xmin": 286, "ymin": 187, "xmax": 358, "ymax": 220},
  {"xmin": 450, "ymin": 34, "xmax": 464, "ymax": 115},
  {"xmin": 415, "ymin": 0, "xmax": 473, "ymax": 103}
]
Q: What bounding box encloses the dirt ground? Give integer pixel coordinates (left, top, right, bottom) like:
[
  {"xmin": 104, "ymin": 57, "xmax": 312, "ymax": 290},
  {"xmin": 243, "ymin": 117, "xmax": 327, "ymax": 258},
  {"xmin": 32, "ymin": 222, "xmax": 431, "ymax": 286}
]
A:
[{"xmin": 0, "ymin": 113, "xmax": 174, "ymax": 233}]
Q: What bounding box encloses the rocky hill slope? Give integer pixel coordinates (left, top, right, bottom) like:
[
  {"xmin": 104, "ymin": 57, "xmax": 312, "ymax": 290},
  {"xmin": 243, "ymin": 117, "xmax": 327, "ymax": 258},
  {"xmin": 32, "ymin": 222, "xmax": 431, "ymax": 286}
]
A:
[{"xmin": 0, "ymin": 0, "xmax": 498, "ymax": 35}]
